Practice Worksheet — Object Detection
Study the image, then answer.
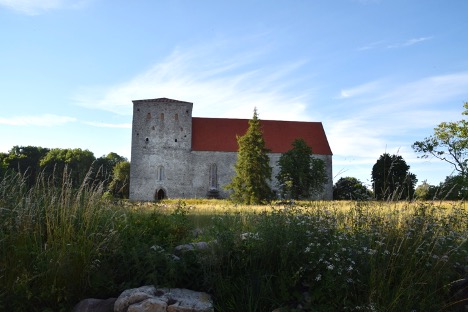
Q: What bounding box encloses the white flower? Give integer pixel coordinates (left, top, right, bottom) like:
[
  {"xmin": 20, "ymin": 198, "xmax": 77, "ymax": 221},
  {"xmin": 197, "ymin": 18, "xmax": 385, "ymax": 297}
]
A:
[
  {"xmin": 315, "ymin": 274, "xmax": 322, "ymax": 281},
  {"xmin": 327, "ymin": 264, "xmax": 334, "ymax": 270}
]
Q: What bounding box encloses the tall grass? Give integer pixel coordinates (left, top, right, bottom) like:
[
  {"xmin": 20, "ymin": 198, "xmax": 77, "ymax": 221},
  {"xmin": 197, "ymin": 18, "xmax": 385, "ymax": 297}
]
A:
[
  {"xmin": 0, "ymin": 173, "xmax": 466, "ymax": 311},
  {"xmin": 0, "ymin": 170, "xmax": 121, "ymax": 310}
]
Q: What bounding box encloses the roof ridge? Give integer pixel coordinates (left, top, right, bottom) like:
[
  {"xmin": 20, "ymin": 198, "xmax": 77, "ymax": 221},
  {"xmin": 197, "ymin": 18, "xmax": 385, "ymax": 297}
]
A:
[{"xmin": 133, "ymin": 97, "xmax": 192, "ymax": 104}]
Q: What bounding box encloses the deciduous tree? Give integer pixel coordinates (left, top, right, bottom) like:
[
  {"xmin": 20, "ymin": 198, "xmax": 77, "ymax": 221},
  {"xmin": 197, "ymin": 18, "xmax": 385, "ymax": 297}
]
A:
[
  {"xmin": 40, "ymin": 148, "xmax": 96, "ymax": 186},
  {"xmin": 333, "ymin": 177, "xmax": 372, "ymax": 200},
  {"xmin": 3, "ymin": 146, "xmax": 50, "ymax": 186},
  {"xmin": 93, "ymin": 152, "xmax": 128, "ymax": 185},
  {"xmin": 276, "ymin": 138, "xmax": 327, "ymax": 199},
  {"xmin": 108, "ymin": 161, "xmax": 130, "ymax": 198},
  {"xmin": 412, "ymin": 102, "xmax": 468, "ymax": 178},
  {"xmin": 226, "ymin": 108, "xmax": 273, "ymax": 204}
]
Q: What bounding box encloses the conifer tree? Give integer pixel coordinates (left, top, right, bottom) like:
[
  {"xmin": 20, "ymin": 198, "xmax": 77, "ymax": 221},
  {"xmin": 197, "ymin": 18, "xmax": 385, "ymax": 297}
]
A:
[{"xmin": 226, "ymin": 108, "xmax": 273, "ymax": 204}]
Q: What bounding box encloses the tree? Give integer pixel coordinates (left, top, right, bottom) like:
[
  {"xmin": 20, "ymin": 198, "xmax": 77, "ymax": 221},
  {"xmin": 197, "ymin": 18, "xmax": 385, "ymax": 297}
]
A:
[
  {"xmin": 436, "ymin": 175, "xmax": 467, "ymax": 200},
  {"xmin": 371, "ymin": 153, "xmax": 417, "ymax": 200},
  {"xmin": 40, "ymin": 148, "xmax": 96, "ymax": 186},
  {"xmin": 333, "ymin": 177, "xmax": 372, "ymax": 200},
  {"xmin": 412, "ymin": 102, "xmax": 468, "ymax": 178},
  {"xmin": 0, "ymin": 152, "xmax": 7, "ymax": 177},
  {"xmin": 414, "ymin": 180, "xmax": 437, "ymax": 200},
  {"xmin": 276, "ymin": 138, "xmax": 327, "ymax": 199},
  {"xmin": 93, "ymin": 152, "xmax": 128, "ymax": 186},
  {"xmin": 108, "ymin": 161, "xmax": 130, "ymax": 198},
  {"xmin": 3, "ymin": 146, "xmax": 50, "ymax": 186},
  {"xmin": 226, "ymin": 108, "xmax": 273, "ymax": 204}
]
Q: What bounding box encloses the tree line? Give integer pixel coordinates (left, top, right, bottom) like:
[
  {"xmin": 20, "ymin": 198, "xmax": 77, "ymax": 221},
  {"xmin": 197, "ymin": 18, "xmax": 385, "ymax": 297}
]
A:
[
  {"xmin": 230, "ymin": 102, "xmax": 468, "ymax": 203},
  {"xmin": 2, "ymin": 102, "xmax": 466, "ymax": 202},
  {"xmin": 335, "ymin": 102, "xmax": 468, "ymax": 201},
  {"xmin": 0, "ymin": 146, "xmax": 130, "ymax": 198}
]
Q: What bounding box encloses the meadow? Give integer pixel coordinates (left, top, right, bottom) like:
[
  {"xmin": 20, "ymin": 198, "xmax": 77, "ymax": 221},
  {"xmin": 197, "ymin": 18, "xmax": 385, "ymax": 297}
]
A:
[{"xmin": 0, "ymin": 171, "xmax": 466, "ymax": 311}]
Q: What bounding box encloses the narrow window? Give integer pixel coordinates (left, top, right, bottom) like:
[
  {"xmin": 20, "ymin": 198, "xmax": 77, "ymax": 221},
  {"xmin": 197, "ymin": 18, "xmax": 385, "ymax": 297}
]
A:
[
  {"xmin": 160, "ymin": 113, "xmax": 164, "ymax": 121},
  {"xmin": 157, "ymin": 166, "xmax": 165, "ymax": 181},
  {"xmin": 146, "ymin": 112, "xmax": 151, "ymax": 120},
  {"xmin": 209, "ymin": 163, "xmax": 218, "ymax": 190},
  {"xmin": 174, "ymin": 113, "xmax": 179, "ymax": 121}
]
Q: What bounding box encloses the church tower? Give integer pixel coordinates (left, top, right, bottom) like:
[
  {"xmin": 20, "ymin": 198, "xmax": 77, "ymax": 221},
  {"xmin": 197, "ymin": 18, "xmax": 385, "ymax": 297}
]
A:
[{"xmin": 129, "ymin": 98, "xmax": 193, "ymax": 201}]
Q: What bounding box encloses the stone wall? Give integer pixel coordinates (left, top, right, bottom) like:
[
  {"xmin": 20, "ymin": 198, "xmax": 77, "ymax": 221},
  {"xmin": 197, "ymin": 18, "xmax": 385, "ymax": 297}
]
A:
[{"xmin": 129, "ymin": 98, "xmax": 333, "ymax": 201}]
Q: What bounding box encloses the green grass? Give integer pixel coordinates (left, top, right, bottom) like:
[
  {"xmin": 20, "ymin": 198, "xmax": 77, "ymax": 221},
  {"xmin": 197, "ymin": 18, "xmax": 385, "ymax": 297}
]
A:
[{"xmin": 0, "ymin": 172, "xmax": 467, "ymax": 311}]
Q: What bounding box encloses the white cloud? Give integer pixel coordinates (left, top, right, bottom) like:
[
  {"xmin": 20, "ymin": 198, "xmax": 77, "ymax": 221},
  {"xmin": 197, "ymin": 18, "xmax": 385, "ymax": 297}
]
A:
[
  {"xmin": 73, "ymin": 41, "xmax": 314, "ymax": 122},
  {"xmin": 337, "ymin": 80, "xmax": 382, "ymax": 99},
  {"xmin": 327, "ymin": 71, "xmax": 468, "ymax": 167},
  {"xmin": 387, "ymin": 37, "xmax": 433, "ymax": 49},
  {"xmin": 0, "ymin": 0, "xmax": 89, "ymax": 15},
  {"xmin": 359, "ymin": 37, "xmax": 432, "ymax": 51},
  {"xmin": 83, "ymin": 121, "xmax": 131, "ymax": 128},
  {"xmin": 0, "ymin": 114, "xmax": 76, "ymax": 126}
]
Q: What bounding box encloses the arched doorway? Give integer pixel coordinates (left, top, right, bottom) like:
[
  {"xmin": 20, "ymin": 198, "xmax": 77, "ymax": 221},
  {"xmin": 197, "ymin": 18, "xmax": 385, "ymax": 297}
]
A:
[{"xmin": 155, "ymin": 189, "xmax": 166, "ymax": 200}]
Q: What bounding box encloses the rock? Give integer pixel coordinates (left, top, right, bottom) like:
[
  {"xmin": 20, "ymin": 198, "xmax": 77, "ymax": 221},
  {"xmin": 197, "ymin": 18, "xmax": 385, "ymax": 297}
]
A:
[
  {"xmin": 115, "ymin": 286, "xmax": 213, "ymax": 312},
  {"xmin": 115, "ymin": 285, "xmax": 159, "ymax": 312},
  {"xmin": 127, "ymin": 298, "xmax": 167, "ymax": 312},
  {"xmin": 72, "ymin": 298, "xmax": 116, "ymax": 312}
]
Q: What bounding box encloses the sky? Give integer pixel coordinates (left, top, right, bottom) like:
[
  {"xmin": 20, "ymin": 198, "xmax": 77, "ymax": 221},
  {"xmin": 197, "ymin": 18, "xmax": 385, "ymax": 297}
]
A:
[{"xmin": 1, "ymin": 0, "xmax": 468, "ymax": 188}]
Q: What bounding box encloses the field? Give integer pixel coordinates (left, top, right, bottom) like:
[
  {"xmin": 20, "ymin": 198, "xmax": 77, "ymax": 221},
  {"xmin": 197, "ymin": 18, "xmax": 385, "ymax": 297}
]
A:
[{"xmin": 0, "ymin": 172, "xmax": 467, "ymax": 311}]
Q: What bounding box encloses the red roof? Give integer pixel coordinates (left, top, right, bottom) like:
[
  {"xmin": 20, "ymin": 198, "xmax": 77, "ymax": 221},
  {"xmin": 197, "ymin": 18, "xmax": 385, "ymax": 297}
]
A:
[{"xmin": 192, "ymin": 117, "xmax": 332, "ymax": 155}]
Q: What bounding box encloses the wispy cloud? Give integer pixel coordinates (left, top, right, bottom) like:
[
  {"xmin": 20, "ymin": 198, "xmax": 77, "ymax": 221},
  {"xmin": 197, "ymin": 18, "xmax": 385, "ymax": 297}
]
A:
[
  {"xmin": 83, "ymin": 121, "xmax": 131, "ymax": 129},
  {"xmin": 0, "ymin": 0, "xmax": 89, "ymax": 15},
  {"xmin": 327, "ymin": 71, "xmax": 468, "ymax": 167},
  {"xmin": 0, "ymin": 114, "xmax": 76, "ymax": 126},
  {"xmin": 337, "ymin": 80, "xmax": 382, "ymax": 99},
  {"xmin": 358, "ymin": 37, "xmax": 433, "ymax": 51},
  {"xmin": 73, "ymin": 39, "xmax": 315, "ymax": 122},
  {"xmin": 387, "ymin": 37, "xmax": 433, "ymax": 49}
]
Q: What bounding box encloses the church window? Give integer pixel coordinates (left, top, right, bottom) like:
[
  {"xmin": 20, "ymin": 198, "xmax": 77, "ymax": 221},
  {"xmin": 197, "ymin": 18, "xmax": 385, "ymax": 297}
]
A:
[
  {"xmin": 145, "ymin": 138, "xmax": 149, "ymax": 143},
  {"xmin": 157, "ymin": 166, "xmax": 165, "ymax": 181},
  {"xmin": 146, "ymin": 112, "xmax": 151, "ymax": 119},
  {"xmin": 160, "ymin": 113, "xmax": 164, "ymax": 121},
  {"xmin": 175, "ymin": 113, "xmax": 178, "ymax": 121},
  {"xmin": 175, "ymin": 139, "xmax": 178, "ymax": 142},
  {"xmin": 209, "ymin": 163, "xmax": 218, "ymax": 190}
]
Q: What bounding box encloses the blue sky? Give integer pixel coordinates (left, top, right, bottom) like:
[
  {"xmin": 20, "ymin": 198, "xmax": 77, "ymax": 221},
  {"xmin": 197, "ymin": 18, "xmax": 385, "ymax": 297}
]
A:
[{"xmin": 1, "ymin": 0, "xmax": 468, "ymax": 187}]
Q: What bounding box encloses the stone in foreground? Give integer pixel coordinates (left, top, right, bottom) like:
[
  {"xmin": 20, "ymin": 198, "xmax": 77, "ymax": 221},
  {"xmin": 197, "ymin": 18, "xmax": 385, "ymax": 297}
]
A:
[{"xmin": 114, "ymin": 285, "xmax": 213, "ymax": 312}]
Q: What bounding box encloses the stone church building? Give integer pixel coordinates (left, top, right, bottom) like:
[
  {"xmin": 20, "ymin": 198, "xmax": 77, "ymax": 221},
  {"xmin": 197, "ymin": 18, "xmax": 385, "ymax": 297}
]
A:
[{"xmin": 129, "ymin": 98, "xmax": 333, "ymax": 201}]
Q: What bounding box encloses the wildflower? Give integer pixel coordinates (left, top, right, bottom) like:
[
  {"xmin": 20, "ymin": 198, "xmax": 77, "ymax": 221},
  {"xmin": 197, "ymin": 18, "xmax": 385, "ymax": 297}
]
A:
[
  {"xmin": 327, "ymin": 264, "xmax": 334, "ymax": 270},
  {"xmin": 315, "ymin": 274, "xmax": 322, "ymax": 281},
  {"xmin": 305, "ymin": 247, "xmax": 311, "ymax": 253}
]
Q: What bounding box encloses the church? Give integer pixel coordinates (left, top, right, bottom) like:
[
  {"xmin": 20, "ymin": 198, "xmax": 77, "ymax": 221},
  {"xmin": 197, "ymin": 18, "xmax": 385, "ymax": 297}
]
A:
[{"xmin": 129, "ymin": 98, "xmax": 333, "ymax": 201}]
